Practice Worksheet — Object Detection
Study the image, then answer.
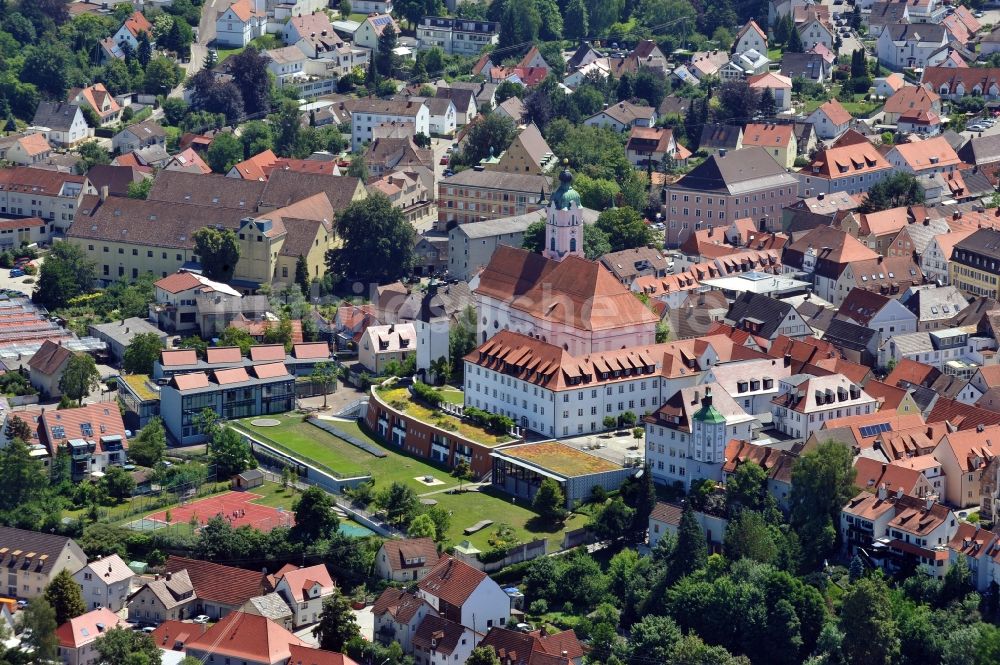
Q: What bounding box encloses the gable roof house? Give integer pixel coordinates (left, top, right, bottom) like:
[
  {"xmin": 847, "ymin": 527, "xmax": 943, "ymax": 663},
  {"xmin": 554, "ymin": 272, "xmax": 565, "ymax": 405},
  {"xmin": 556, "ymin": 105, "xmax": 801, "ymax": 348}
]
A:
[
  {"xmin": 725, "ymin": 292, "xmax": 812, "ymax": 341},
  {"xmin": 747, "ymin": 72, "xmax": 793, "ymax": 112},
  {"xmin": 112, "ymin": 119, "xmax": 166, "ymax": 155},
  {"xmin": 878, "ymin": 23, "xmax": 950, "ymax": 71},
  {"xmin": 583, "ymin": 101, "xmax": 656, "ymax": 131},
  {"xmin": 165, "ymin": 556, "xmax": 265, "ymax": 620},
  {"xmin": 112, "ymin": 11, "xmax": 153, "ymax": 51},
  {"xmin": 625, "ymin": 126, "xmax": 690, "ymax": 169},
  {"xmin": 72, "ymin": 553, "xmax": 134, "ymax": 613},
  {"xmin": 31, "ymin": 102, "xmax": 88, "ymax": 149},
  {"xmin": 806, "ymin": 99, "xmax": 853, "ymax": 140},
  {"xmin": 127, "ymin": 569, "xmax": 196, "ymax": 624},
  {"xmin": 0, "ymin": 527, "xmax": 87, "ymax": 600},
  {"xmin": 215, "ymin": 0, "xmax": 265, "ymax": 48},
  {"xmin": 741, "ymin": 123, "xmax": 797, "ymax": 168},
  {"xmin": 28, "ymin": 340, "xmax": 73, "ymax": 400},
  {"xmin": 697, "ymin": 123, "xmax": 744, "ymax": 156},
  {"xmin": 735, "ymin": 19, "xmax": 768, "ymax": 54},
  {"xmin": 38, "ymin": 402, "xmax": 130, "ymax": 479},
  {"xmin": 416, "ymin": 556, "xmax": 510, "ymax": 633},
  {"xmin": 867, "ymin": 1, "xmax": 910, "ymax": 37},
  {"xmin": 780, "ymin": 226, "xmax": 881, "ymax": 304},
  {"xmin": 69, "ymin": 83, "xmax": 122, "ymax": 126},
  {"xmin": 886, "ymin": 136, "xmax": 962, "ymax": 182},
  {"xmin": 376, "ymin": 538, "xmax": 441, "ymax": 582},
  {"xmin": 487, "ymin": 123, "xmax": 557, "ymax": 174},
  {"xmin": 921, "ymin": 66, "xmax": 1000, "ymax": 101},
  {"xmin": 780, "ymin": 52, "xmax": 828, "ymax": 83},
  {"xmin": 883, "ymin": 86, "xmax": 942, "ymax": 125},
  {"xmin": 57, "ymin": 607, "xmax": 127, "ymax": 665},
  {"xmin": 268, "ymin": 563, "xmax": 336, "ymax": 628}
]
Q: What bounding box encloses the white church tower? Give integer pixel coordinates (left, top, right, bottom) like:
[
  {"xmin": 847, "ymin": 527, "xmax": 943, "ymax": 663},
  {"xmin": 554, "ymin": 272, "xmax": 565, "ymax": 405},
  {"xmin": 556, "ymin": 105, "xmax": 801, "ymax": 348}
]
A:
[{"xmin": 544, "ymin": 161, "xmax": 584, "ymax": 262}]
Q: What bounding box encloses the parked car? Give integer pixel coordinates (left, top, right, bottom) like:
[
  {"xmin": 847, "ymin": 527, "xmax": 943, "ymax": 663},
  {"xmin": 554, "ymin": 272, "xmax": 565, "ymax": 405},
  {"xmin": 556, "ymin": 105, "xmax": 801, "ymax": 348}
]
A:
[
  {"xmin": 9, "ymin": 269, "xmax": 23, "ymax": 277},
  {"xmin": 439, "ymin": 155, "xmax": 449, "ymax": 165},
  {"xmin": 969, "ymin": 124, "xmax": 986, "ymax": 132},
  {"xmin": 193, "ymin": 615, "xmax": 210, "ymax": 624}
]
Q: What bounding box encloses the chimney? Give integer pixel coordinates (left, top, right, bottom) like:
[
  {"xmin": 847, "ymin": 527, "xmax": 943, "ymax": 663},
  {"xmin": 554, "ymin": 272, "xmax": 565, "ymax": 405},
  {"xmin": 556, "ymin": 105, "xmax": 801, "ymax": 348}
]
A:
[
  {"xmin": 99, "ymin": 185, "xmax": 109, "ymax": 201},
  {"xmin": 877, "ymin": 482, "xmax": 887, "ymax": 500},
  {"xmin": 817, "ymin": 192, "xmax": 824, "ymax": 200},
  {"xmin": 978, "ymin": 424, "xmax": 986, "ymax": 433},
  {"xmin": 925, "ymin": 495, "xmax": 934, "ymax": 511},
  {"xmin": 719, "ymin": 148, "xmax": 727, "ymax": 158},
  {"xmin": 896, "ymin": 486, "xmax": 904, "ymax": 499},
  {"xmin": 165, "ymin": 572, "xmax": 172, "ymax": 581},
  {"xmin": 702, "ymin": 387, "xmax": 713, "ymax": 408},
  {"xmin": 783, "ymin": 353, "xmax": 792, "ymax": 367}
]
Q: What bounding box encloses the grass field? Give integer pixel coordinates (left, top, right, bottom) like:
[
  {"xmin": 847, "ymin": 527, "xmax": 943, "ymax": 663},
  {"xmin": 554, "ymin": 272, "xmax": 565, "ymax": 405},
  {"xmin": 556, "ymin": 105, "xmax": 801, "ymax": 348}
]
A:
[
  {"xmin": 237, "ymin": 416, "xmax": 585, "ymax": 549},
  {"xmin": 377, "ymin": 387, "xmax": 510, "ymax": 446}
]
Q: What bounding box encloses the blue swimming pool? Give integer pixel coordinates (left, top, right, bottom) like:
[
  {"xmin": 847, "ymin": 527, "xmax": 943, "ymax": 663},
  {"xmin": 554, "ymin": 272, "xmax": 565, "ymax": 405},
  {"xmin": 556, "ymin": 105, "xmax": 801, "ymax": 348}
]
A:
[{"xmin": 340, "ymin": 520, "xmax": 376, "ymax": 537}]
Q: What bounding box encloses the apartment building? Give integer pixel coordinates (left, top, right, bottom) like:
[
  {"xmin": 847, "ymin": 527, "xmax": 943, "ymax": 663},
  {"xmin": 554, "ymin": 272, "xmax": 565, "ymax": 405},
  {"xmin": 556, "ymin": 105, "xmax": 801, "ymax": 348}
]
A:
[
  {"xmin": 38, "ymin": 402, "xmax": 130, "ymax": 480},
  {"xmin": 72, "ymin": 554, "xmax": 134, "ymax": 612},
  {"xmin": 770, "ymin": 373, "xmax": 877, "ymax": 440},
  {"xmin": 798, "ymin": 130, "xmax": 893, "ymax": 197},
  {"xmin": 435, "ymin": 169, "xmax": 548, "ymax": 231},
  {"xmin": 417, "ymin": 17, "xmax": 498, "ymax": 56},
  {"xmin": 343, "ymin": 98, "xmax": 430, "ymax": 150},
  {"xmin": 949, "ymin": 228, "xmax": 1000, "ymax": 298},
  {"xmin": 160, "ymin": 362, "xmax": 296, "ymax": 444},
  {"xmin": 923, "ymin": 229, "xmax": 974, "ymax": 286},
  {"xmin": 0, "ymin": 167, "xmax": 88, "ymax": 233},
  {"xmin": 0, "ymin": 527, "xmax": 87, "ymax": 600},
  {"xmin": 662, "ymin": 147, "xmax": 799, "ymax": 245},
  {"xmin": 446, "ymin": 210, "xmax": 542, "ymax": 281}
]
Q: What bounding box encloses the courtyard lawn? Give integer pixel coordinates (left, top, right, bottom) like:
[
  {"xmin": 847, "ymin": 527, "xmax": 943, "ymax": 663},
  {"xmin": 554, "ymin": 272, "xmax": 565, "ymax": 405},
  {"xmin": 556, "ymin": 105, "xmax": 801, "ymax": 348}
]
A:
[
  {"xmin": 236, "ymin": 416, "xmax": 460, "ymax": 493},
  {"xmin": 439, "ymin": 387, "xmax": 465, "ymax": 405}
]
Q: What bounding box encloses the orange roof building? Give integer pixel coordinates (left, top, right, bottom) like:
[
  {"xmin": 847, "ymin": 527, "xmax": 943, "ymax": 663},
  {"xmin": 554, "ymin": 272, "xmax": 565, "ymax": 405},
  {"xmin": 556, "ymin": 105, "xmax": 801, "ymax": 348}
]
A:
[
  {"xmin": 887, "ymin": 136, "xmax": 962, "ymax": 175},
  {"xmin": 800, "ymin": 129, "xmax": 893, "ymax": 196}
]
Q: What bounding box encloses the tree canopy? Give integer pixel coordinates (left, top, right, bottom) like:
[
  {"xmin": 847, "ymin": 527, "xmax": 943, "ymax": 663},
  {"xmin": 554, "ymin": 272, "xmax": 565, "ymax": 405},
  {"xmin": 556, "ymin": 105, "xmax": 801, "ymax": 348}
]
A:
[
  {"xmin": 193, "ymin": 226, "xmax": 241, "ymax": 282},
  {"xmin": 123, "ymin": 332, "xmax": 165, "ymax": 375},
  {"xmin": 326, "ymin": 194, "xmax": 415, "ymax": 284}
]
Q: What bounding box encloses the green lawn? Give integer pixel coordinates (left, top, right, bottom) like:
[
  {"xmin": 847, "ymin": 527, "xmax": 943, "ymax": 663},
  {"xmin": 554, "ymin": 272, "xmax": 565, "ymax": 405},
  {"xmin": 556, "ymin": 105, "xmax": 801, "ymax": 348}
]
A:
[
  {"xmin": 377, "ymin": 387, "xmax": 510, "ymax": 446},
  {"xmin": 439, "ymin": 387, "xmax": 465, "ymax": 405},
  {"xmin": 236, "ymin": 416, "xmax": 585, "ymax": 550},
  {"xmin": 237, "ymin": 416, "xmax": 459, "ymax": 493}
]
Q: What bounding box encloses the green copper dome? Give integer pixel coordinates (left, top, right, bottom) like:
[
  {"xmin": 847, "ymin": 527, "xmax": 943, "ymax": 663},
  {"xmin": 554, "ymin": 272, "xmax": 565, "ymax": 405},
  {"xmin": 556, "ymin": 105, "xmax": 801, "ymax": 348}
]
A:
[{"xmin": 550, "ymin": 161, "xmax": 581, "ymax": 210}]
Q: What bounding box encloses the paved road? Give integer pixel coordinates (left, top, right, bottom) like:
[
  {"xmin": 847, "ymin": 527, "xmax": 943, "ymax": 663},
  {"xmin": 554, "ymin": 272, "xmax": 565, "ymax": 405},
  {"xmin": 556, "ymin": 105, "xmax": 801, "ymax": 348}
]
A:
[{"xmin": 169, "ymin": 0, "xmax": 221, "ymax": 98}]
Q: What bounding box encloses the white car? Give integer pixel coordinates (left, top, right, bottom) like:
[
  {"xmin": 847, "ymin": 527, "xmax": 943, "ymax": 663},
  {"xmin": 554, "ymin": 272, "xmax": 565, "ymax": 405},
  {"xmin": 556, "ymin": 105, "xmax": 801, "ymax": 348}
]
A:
[{"xmin": 193, "ymin": 615, "xmax": 210, "ymax": 624}]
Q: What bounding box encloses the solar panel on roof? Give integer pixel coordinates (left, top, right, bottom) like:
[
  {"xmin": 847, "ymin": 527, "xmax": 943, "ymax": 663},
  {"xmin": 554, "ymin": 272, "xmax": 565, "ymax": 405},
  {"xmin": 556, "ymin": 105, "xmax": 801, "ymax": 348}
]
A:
[{"xmin": 859, "ymin": 422, "xmax": 893, "ymax": 438}]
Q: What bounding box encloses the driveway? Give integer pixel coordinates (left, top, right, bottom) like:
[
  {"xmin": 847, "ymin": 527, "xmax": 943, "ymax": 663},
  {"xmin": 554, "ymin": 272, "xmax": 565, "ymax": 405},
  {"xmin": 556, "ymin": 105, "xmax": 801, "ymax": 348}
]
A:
[
  {"xmin": 169, "ymin": 0, "xmax": 220, "ymax": 98},
  {"xmin": 0, "ymin": 257, "xmax": 43, "ymax": 296}
]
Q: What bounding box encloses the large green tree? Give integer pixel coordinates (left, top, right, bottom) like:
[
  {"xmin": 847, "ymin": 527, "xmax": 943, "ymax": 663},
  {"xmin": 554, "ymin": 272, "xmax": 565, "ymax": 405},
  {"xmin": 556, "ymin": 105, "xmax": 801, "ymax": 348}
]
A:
[
  {"xmin": 226, "ymin": 46, "xmax": 272, "ymax": 116},
  {"xmin": 123, "ymin": 332, "xmax": 164, "ymax": 375},
  {"xmin": 454, "ymin": 113, "xmax": 518, "ymax": 168},
  {"xmin": 35, "ymin": 241, "xmax": 97, "ymax": 308},
  {"xmin": 193, "ymin": 226, "xmax": 240, "ymax": 282},
  {"xmin": 129, "ymin": 417, "xmax": 167, "ymax": 467},
  {"xmin": 292, "ymin": 486, "xmax": 340, "ymax": 543},
  {"xmin": 44, "ymin": 569, "xmax": 86, "ymax": 626},
  {"xmin": 448, "ymin": 305, "xmax": 477, "ymax": 380},
  {"xmin": 467, "ymin": 646, "xmax": 502, "ymax": 665},
  {"xmin": 326, "ymin": 194, "xmax": 415, "ymax": 284},
  {"xmin": 21, "ymin": 596, "xmax": 58, "ymax": 661},
  {"xmin": 209, "ymin": 427, "xmax": 255, "ymax": 477},
  {"xmin": 205, "ymin": 132, "xmax": 244, "ymax": 174},
  {"xmin": 839, "ymin": 577, "xmax": 900, "ymax": 665},
  {"xmin": 94, "ymin": 626, "xmax": 162, "ymax": 665},
  {"xmin": 59, "ymin": 352, "xmax": 100, "ymax": 406},
  {"xmin": 497, "ymin": 0, "xmax": 540, "ymax": 50},
  {"xmin": 376, "ymin": 481, "xmax": 418, "ymax": 527},
  {"xmin": 314, "ymin": 592, "xmax": 361, "ymax": 652},
  {"xmin": 596, "ymin": 207, "xmax": 653, "ymax": 252},
  {"xmin": 533, "ymin": 478, "xmax": 568, "ymax": 523},
  {"xmin": 859, "ymin": 172, "xmax": 926, "ymax": 213},
  {"xmin": 790, "ymin": 441, "xmax": 857, "ymax": 570},
  {"xmin": 670, "ymin": 502, "xmax": 707, "ymax": 582}
]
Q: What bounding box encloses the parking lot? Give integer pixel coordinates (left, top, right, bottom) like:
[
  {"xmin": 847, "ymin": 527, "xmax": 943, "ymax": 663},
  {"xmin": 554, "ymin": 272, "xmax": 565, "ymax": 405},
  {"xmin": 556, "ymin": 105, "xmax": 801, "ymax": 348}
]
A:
[{"xmin": 0, "ymin": 258, "xmax": 42, "ymax": 296}]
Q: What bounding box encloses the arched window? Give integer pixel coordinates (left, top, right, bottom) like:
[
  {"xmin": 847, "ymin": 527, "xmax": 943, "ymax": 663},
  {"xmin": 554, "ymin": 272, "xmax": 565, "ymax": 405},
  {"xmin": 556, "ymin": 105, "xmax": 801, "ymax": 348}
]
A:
[
  {"xmin": 572, "ymin": 215, "xmax": 576, "ymax": 225},
  {"xmin": 570, "ymin": 237, "xmax": 577, "ymax": 252}
]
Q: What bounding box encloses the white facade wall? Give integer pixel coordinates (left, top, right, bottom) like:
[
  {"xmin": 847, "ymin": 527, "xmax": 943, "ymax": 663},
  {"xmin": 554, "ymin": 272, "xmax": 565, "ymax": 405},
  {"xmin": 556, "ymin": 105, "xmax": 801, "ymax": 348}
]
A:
[
  {"xmin": 645, "ymin": 418, "xmax": 756, "ymax": 488},
  {"xmin": 350, "ymin": 106, "xmax": 430, "ymax": 150}
]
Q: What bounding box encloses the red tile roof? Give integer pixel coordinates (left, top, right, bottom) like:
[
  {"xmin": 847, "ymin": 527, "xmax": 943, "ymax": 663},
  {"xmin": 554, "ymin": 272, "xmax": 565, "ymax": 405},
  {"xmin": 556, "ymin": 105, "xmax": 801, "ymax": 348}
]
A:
[
  {"xmin": 813, "ymin": 99, "xmax": 852, "ymax": 126},
  {"xmin": 273, "ymin": 564, "xmax": 335, "ymax": 603},
  {"xmin": 28, "ymin": 340, "xmax": 72, "ymax": 376},
  {"xmin": 56, "ymin": 608, "xmax": 126, "ymax": 649},
  {"xmin": 150, "ymin": 619, "xmax": 208, "ymax": 651},
  {"xmin": 165, "ymin": 556, "xmax": 264, "ymax": 608},
  {"xmin": 372, "ymin": 588, "xmax": 428, "ymax": 624},
  {"xmin": 155, "ymin": 271, "xmax": 204, "ymax": 294},
  {"xmin": 417, "ymin": 556, "xmax": 488, "ymax": 608},
  {"xmin": 250, "ymin": 344, "xmax": 286, "ymax": 362},
  {"xmin": 380, "ymin": 537, "xmax": 440, "ymax": 572},
  {"xmin": 292, "ymin": 342, "xmax": 331, "ymax": 359},
  {"xmin": 185, "ymin": 612, "xmax": 306, "ymax": 662},
  {"xmin": 287, "ymin": 645, "xmax": 358, "ymax": 665},
  {"xmin": 206, "ymin": 346, "xmax": 243, "ymax": 364},
  {"xmin": 39, "ymin": 402, "xmax": 129, "ymax": 456},
  {"xmin": 250, "ymin": 362, "xmax": 289, "ymax": 379},
  {"xmin": 160, "ymin": 349, "xmax": 199, "ymax": 366}
]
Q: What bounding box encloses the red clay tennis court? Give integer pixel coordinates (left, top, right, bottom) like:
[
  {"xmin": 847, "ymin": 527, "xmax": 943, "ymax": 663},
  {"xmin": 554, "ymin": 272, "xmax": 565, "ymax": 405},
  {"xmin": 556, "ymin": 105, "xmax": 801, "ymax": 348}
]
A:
[{"xmin": 145, "ymin": 491, "xmax": 294, "ymax": 533}]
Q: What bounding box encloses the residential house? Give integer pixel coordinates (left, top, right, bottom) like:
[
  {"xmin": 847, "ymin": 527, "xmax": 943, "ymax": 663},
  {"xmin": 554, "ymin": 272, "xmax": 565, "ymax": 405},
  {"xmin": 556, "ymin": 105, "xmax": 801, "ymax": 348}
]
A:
[
  {"xmin": 719, "ymin": 50, "xmax": 770, "ymax": 81},
  {"xmin": 423, "ymin": 96, "xmax": 457, "ymax": 136},
  {"xmin": 31, "ymin": 102, "xmax": 88, "ymax": 148},
  {"xmin": 886, "ymin": 136, "xmax": 961, "ymax": 182},
  {"xmin": 835, "ymin": 288, "xmax": 918, "ymax": 342},
  {"xmin": 416, "ymin": 556, "xmax": 510, "ymax": 632},
  {"xmin": 879, "ymin": 324, "xmax": 996, "ymax": 372},
  {"xmin": 942, "ymin": 5, "xmax": 981, "ymax": 46},
  {"xmin": 435, "ymin": 87, "xmax": 478, "ymax": 126},
  {"xmin": 240, "ymin": 594, "xmax": 294, "ymax": 631},
  {"xmin": 165, "ymin": 556, "xmax": 264, "ymax": 621},
  {"xmin": 688, "ymin": 50, "xmax": 730, "ymax": 79},
  {"xmin": 600, "ymin": 247, "xmax": 671, "ymax": 285},
  {"xmin": 922, "ymin": 66, "xmax": 1000, "ymax": 100},
  {"xmin": 796, "ymin": 7, "xmax": 836, "ymax": 51},
  {"xmin": 215, "ymin": 0, "xmax": 265, "ymax": 48},
  {"xmin": 583, "ymin": 101, "xmax": 656, "ymax": 132},
  {"xmin": 830, "ymin": 255, "xmax": 924, "ymax": 307},
  {"xmin": 417, "ymin": 17, "xmax": 498, "ymax": 56},
  {"xmin": 39, "ymin": 402, "xmax": 129, "ymax": 479},
  {"xmin": 485, "ymin": 123, "xmax": 556, "ymax": 174},
  {"xmin": 412, "ymin": 615, "xmax": 478, "ymax": 665},
  {"xmin": 797, "ymin": 129, "xmax": 893, "ymax": 197},
  {"xmin": 267, "ymin": 45, "xmax": 308, "ymax": 87},
  {"xmin": 748, "ymin": 72, "xmax": 793, "ymax": 112},
  {"xmin": 840, "ymin": 204, "xmax": 917, "ymax": 252},
  {"xmin": 112, "ymin": 120, "xmax": 166, "ymax": 155},
  {"xmin": 0, "ymin": 527, "xmax": 87, "ymax": 600},
  {"xmin": 841, "ymin": 489, "xmax": 957, "ymax": 578},
  {"xmin": 740, "ymin": 123, "xmax": 797, "ymax": 168},
  {"xmin": 898, "ymin": 109, "xmax": 943, "ymax": 135},
  {"xmin": 722, "ymin": 440, "xmax": 800, "ymax": 510},
  {"xmin": 781, "ymin": 226, "xmax": 880, "ymax": 303},
  {"xmin": 878, "ymin": 23, "xmax": 950, "ymax": 70},
  {"xmin": 184, "ymin": 612, "xmax": 325, "ymax": 665},
  {"xmin": 112, "ymin": 11, "xmax": 153, "ymax": 52},
  {"xmin": 770, "ymin": 373, "xmax": 876, "ymax": 439},
  {"xmin": 72, "ymin": 554, "xmax": 134, "ymax": 612},
  {"xmin": 359, "ymin": 322, "xmax": 416, "ymax": 374},
  {"xmin": 875, "ymin": 73, "xmax": 906, "ymax": 97},
  {"xmin": 662, "ymin": 147, "xmax": 799, "ymax": 245},
  {"xmin": 902, "ymin": 285, "xmax": 969, "ymax": 331},
  {"xmin": 807, "ymin": 99, "xmax": 853, "ymax": 140},
  {"xmin": 126, "ymin": 570, "xmax": 196, "ymax": 624},
  {"xmin": 355, "ymin": 13, "xmax": 400, "ymax": 52},
  {"xmin": 28, "ymin": 340, "xmax": 73, "ymax": 399},
  {"xmin": 268, "ymin": 563, "xmax": 335, "ymax": 627},
  {"xmin": 883, "ymin": 86, "xmax": 942, "ymax": 124},
  {"xmin": 780, "ymin": 52, "xmax": 827, "ymax": 83},
  {"xmin": 981, "ymin": 26, "xmax": 1000, "ymax": 58},
  {"xmin": 88, "ymin": 317, "xmax": 167, "ymax": 363},
  {"xmin": 69, "ymin": 84, "xmax": 122, "ymax": 126},
  {"xmin": 645, "ymin": 384, "xmax": 757, "ymax": 487},
  {"xmin": 0, "ymin": 167, "xmax": 86, "ymax": 232},
  {"xmin": 373, "ymin": 589, "xmax": 436, "ymax": 652},
  {"xmin": 365, "ymin": 135, "xmax": 434, "ymax": 178},
  {"xmin": 725, "ymin": 292, "xmax": 813, "ymax": 340},
  {"xmin": 57, "ymin": 608, "xmax": 127, "ymax": 665},
  {"xmin": 923, "ymin": 228, "xmax": 974, "ymax": 285},
  {"xmin": 735, "ymin": 19, "xmax": 768, "ymax": 54},
  {"xmin": 625, "ymin": 126, "xmax": 690, "ymax": 169},
  {"xmin": 935, "ymin": 426, "xmax": 1000, "ymax": 507},
  {"xmin": 376, "ymin": 538, "xmax": 440, "ymax": 582},
  {"xmin": 698, "ymin": 123, "xmax": 744, "ymax": 156},
  {"xmin": 477, "ymin": 627, "xmax": 585, "ymax": 665},
  {"xmin": 704, "ymin": 358, "xmax": 792, "ymax": 420},
  {"xmin": 867, "ymin": 1, "xmax": 910, "ymax": 37},
  {"xmin": 343, "ymin": 98, "xmax": 430, "ymax": 150},
  {"xmin": 0, "ymin": 133, "xmax": 52, "ymax": 167}
]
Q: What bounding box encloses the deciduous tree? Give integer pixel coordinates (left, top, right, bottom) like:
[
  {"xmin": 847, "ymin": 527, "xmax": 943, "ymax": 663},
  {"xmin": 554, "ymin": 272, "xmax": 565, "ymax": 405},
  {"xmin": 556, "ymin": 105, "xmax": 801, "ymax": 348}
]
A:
[
  {"xmin": 123, "ymin": 332, "xmax": 165, "ymax": 375},
  {"xmin": 533, "ymin": 478, "xmax": 568, "ymax": 523},
  {"xmin": 292, "ymin": 486, "xmax": 340, "ymax": 543},
  {"xmin": 94, "ymin": 626, "xmax": 161, "ymax": 665},
  {"xmin": 193, "ymin": 226, "xmax": 240, "ymax": 281},
  {"xmin": 44, "ymin": 569, "xmax": 86, "ymax": 626},
  {"xmin": 314, "ymin": 592, "xmax": 361, "ymax": 652},
  {"xmin": 596, "ymin": 207, "xmax": 653, "ymax": 251},
  {"xmin": 839, "ymin": 577, "xmax": 900, "ymax": 665},
  {"xmin": 130, "ymin": 417, "xmax": 167, "ymax": 467},
  {"xmin": 789, "ymin": 441, "xmax": 856, "ymax": 570},
  {"xmin": 326, "ymin": 194, "xmax": 415, "ymax": 284},
  {"xmin": 210, "ymin": 427, "xmax": 254, "ymax": 478},
  {"xmin": 60, "ymin": 353, "xmax": 100, "ymax": 406}
]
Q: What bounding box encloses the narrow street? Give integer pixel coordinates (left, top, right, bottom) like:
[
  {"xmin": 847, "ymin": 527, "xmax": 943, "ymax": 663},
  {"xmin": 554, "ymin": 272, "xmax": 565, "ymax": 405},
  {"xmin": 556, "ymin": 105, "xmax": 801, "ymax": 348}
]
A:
[{"xmin": 168, "ymin": 0, "xmax": 220, "ymax": 98}]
